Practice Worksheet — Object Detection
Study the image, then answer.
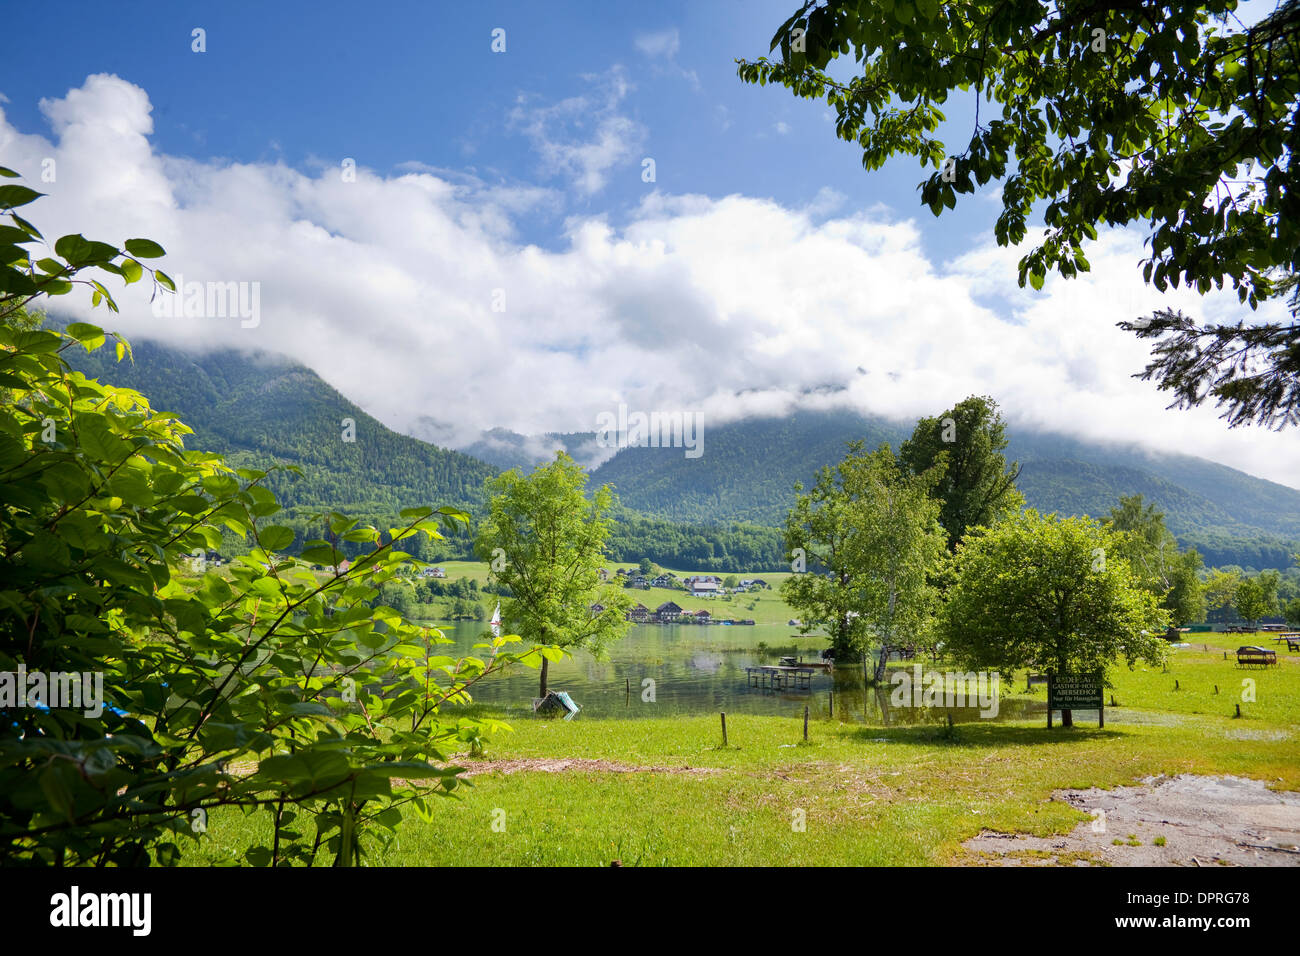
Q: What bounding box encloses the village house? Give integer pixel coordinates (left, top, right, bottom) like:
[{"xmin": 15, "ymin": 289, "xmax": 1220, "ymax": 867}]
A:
[
  {"xmin": 687, "ymin": 578, "xmax": 720, "ymax": 596},
  {"xmin": 652, "ymin": 572, "xmax": 679, "ymax": 588},
  {"xmin": 598, "ymin": 568, "xmax": 608, "ymax": 581},
  {"xmin": 654, "ymin": 601, "xmax": 683, "ymax": 623},
  {"xmin": 626, "ymin": 603, "xmax": 651, "ymax": 623},
  {"xmin": 589, "ymin": 603, "xmax": 605, "ymax": 614},
  {"xmin": 692, "ymin": 609, "xmax": 711, "ymax": 624}
]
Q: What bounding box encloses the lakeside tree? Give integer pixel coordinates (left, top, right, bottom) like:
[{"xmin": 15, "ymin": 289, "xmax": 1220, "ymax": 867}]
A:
[
  {"xmin": 738, "ymin": 1, "xmax": 1300, "ymax": 427},
  {"xmin": 939, "ymin": 511, "xmax": 1168, "ymax": 727},
  {"xmin": 783, "ymin": 442, "xmax": 946, "ymax": 672},
  {"xmin": 1235, "ymin": 570, "xmax": 1282, "ymax": 628},
  {"xmin": 1284, "ymin": 597, "xmax": 1300, "ymax": 629},
  {"xmin": 1105, "ymin": 494, "xmax": 1207, "ymax": 625},
  {"xmin": 475, "ymin": 453, "xmax": 632, "ymax": 698},
  {"xmin": 0, "ymin": 171, "xmax": 529, "ymax": 866},
  {"xmin": 898, "ymin": 395, "xmax": 1024, "ymax": 550}
]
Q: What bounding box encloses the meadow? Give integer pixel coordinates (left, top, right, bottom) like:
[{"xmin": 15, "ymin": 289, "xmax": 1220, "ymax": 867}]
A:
[{"xmin": 191, "ymin": 629, "xmax": 1300, "ymax": 866}]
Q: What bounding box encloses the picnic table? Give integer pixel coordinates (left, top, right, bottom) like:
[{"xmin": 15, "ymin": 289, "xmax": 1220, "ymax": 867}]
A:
[{"xmin": 1236, "ymin": 646, "xmax": 1278, "ymax": 668}]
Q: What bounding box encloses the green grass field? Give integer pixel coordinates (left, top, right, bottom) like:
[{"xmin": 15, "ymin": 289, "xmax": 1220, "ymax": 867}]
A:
[
  {"xmin": 191, "ymin": 630, "xmax": 1300, "ymax": 866},
  {"xmin": 430, "ymin": 559, "xmax": 801, "ymax": 624}
]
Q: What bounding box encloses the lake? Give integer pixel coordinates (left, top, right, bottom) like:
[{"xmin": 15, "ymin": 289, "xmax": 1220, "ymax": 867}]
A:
[{"xmin": 432, "ymin": 620, "xmax": 1046, "ymax": 724}]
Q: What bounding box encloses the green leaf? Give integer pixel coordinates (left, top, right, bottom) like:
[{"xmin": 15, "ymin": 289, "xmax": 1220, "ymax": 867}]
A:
[
  {"xmin": 65, "ymin": 322, "xmax": 106, "ymax": 351},
  {"xmin": 0, "ymin": 185, "xmax": 43, "ymax": 209},
  {"xmin": 124, "ymin": 238, "xmax": 166, "ymax": 258},
  {"xmin": 258, "ymin": 525, "xmax": 296, "ymax": 551}
]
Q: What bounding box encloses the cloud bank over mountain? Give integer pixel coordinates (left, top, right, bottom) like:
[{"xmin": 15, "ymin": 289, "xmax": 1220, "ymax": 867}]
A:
[{"xmin": 3, "ymin": 73, "xmax": 1296, "ymax": 488}]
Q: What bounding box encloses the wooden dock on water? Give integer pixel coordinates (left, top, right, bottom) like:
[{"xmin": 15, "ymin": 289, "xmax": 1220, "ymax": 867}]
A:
[{"xmin": 745, "ymin": 664, "xmax": 818, "ymax": 690}]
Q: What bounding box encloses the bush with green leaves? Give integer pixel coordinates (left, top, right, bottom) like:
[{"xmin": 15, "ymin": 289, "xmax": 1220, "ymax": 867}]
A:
[{"xmin": 0, "ymin": 169, "xmax": 538, "ymax": 866}]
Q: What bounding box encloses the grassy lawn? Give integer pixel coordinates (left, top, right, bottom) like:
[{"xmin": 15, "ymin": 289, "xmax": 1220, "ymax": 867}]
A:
[{"xmin": 190, "ymin": 630, "xmax": 1300, "ymax": 866}]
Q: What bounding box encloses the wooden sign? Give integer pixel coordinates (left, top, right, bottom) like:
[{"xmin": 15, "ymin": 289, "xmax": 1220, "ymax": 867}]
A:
[{"xmin": 1047, "ymin": 673, "xmax": 1104, "ymax": 728}]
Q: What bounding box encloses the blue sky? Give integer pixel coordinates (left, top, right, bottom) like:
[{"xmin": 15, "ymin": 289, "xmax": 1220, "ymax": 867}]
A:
[
  {"xmin": 3, "ymin": 0, "xmax": 1297, "ymax": 487},
  {"xmin": 5, "ymin": 0, "xmax": 997, "ymax": 258}
]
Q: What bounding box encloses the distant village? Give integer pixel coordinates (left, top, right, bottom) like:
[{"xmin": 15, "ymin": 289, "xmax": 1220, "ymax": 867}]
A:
[{"xmin": 589, "ymin": 568, "xmax": 770, "ymax": 625}]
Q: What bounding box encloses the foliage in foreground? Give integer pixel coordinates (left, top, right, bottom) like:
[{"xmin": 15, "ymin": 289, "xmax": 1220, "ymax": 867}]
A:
[{"xmin": 0, "ymin": 170, "xmax": 541, "ymax": 866}]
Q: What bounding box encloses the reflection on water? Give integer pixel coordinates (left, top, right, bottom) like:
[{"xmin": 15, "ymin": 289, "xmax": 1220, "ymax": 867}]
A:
[{"xmin": 434, "ymin": 621, "xmax": 1046, "ymax": 724}]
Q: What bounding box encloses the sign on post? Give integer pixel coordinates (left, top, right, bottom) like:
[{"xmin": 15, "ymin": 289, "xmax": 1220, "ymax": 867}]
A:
[{"xmin": 1047, "ymin": 673, "xmax": 1104, "ymax": 728}]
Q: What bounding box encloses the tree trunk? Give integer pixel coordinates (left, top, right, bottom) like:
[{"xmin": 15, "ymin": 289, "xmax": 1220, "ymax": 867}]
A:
[
  {"xmin": 539, "ymin": 656, "xmax": 550, "ymax": 699},
  {"xmin": 873, "ymin": 646, "xmax": 889, "ymax": 685},
  {"xmin": 1061, "ymin": 707, "xmax": 1073, "ymax": 728}
]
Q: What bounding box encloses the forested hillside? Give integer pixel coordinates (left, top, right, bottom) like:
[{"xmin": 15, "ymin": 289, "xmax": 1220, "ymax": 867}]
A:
[
  {"xmin": 588, "ymin": 413, "xmax": 1300, "ymax": 569},
  {"xmin": 64, "ymin": 333, "xmax": 1300, "ymax": 570},
  {"xmin": 66, "ymin": 339, "xmax": 497, "ymax": 512}
]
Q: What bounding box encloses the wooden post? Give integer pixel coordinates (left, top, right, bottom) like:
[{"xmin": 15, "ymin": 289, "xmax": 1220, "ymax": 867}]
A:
[
  {"xmin": 625, "ymin": 676, "xmax": 630, "ymax": 707},
  {"xmin": 1235, "ymin": 704, "xmax": 1241, "ymax": 718},
  {"xmin": 1099, "ymin": 698, "xmax": 1104, "ymax": 729},
  {"xmin": 721, "ymin": 712, "xmax": 728, "ymax": 746},
  {"xmin": 803, "ymin": 705, "xmax": 809, "ymax": 741},
  {"xmin": 1046, "ymin": 674, "xmax": 1053, "ymax": 729},
  {"xmin": 829, "ymin": 691, "xmax": 834, "ymax": 718}
]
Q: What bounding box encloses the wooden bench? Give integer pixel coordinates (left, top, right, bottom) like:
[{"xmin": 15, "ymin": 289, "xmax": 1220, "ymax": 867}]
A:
[{"xmin": 1236, "ymin": 646, "xmax": 1277, "ymax": 668}]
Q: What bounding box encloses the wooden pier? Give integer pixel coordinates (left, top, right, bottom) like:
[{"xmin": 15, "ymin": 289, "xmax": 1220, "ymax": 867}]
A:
[{"xmin": 745, "ymin": 664, "xmax": 818, "ymax": 690}]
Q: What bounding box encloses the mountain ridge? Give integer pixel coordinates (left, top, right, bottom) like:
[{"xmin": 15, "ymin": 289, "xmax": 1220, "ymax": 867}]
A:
[{"xmin": 61, "ymin": 332, "xmax": 1300, "ymax": 569}]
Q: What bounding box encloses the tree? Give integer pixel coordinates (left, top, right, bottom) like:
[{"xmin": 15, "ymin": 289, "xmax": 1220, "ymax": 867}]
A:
[
  {"xmin": 1283, "ymin": 597, "xmax": 1300, "ymax": 629},
  {"xmin": 475, "ymin": 453, "xmax": 632, "ymax": 698},
  {"xmin": 1235, "ymin": 571, "xmax": 1281, "ymax": 628},
  {"xmin": 738, "ymin": 1, "xmax": 1300, "ymax": 427},
  {"xmin": 724, "ymin": 574, "xmax": 739, "ymax": 589},
  {"xmin": 1204, "ymin": 567, "xmax": 1243, "ymax": 619},
  {"xmin": 783, "ymin": 442, "xmax": 946, "ymax": 673},
  {"xmin": 898, "ymin": 395, "xmax": 1024, "ymax": 550},
  {"xmin": 0, "ymin": 170, "xmax": 529, "ymax": 866},
  {"xmin": 1105, "ymin": 494, "xmax": 1207, "ymax": 625},
  {"xmin": 638, "ymin": 557, "xmax": 654, "ymax": 576},
  {"xmin": 939, "ymin": 511, "xmax": 1168, "ymax": 726}
]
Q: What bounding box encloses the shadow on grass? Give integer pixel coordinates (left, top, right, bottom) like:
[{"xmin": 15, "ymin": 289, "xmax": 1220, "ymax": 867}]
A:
[{"xmin": 844, "ymin": 721, "xmax": 1126, "ymax": 748}]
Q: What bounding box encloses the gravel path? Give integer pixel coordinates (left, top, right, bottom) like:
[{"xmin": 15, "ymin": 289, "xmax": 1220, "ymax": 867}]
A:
[{"xmin": 965, "ymin": 774, "xmax": 1300, "ymax": 866}]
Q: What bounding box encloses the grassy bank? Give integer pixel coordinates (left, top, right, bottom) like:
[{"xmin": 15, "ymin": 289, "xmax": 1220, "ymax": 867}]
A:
[{"xmin": 190, "ymin": 630, "xmax": 1300, "ymax": 866}]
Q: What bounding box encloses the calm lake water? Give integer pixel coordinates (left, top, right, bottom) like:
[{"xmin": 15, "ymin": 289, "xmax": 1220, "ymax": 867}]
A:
[{"xmin": 431, "ymin": 621, "xmax": 1046, "ymax": 724}]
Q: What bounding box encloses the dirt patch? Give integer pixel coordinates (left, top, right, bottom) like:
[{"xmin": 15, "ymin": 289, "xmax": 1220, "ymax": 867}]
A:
[
  {"xmin": 966, "ymin": 775, "xmax": 1300, "ymax": 866},
  {"xmin": 456, "ymin": 757, "xmax": 722, "ymax": 777}
]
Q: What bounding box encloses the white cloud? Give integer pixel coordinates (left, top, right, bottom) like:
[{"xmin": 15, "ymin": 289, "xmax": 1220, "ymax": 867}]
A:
[
  {"xmin": 634, "ymin": 27, "xmax": 700, "ymax": 89},
  {"xmin": 508, "ymin": 66, "xmax": 645, "ymax": 196},
  {"xmin": 634, "ymin": 29, "xmax": 680, "ymax": 59},
  {"xmin": 5, "ymin": 74, "xmax": 1299, "ymax": 491}
]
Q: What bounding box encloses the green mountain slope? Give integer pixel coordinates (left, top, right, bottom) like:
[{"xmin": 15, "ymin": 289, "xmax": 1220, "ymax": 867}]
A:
[
  {"xmin": 65, "ymin": 339, "xmax": 498, "ymax": 512},
  {"xmin": 63, "ymin": 332, "xmax": 1300, "ymax": 570},
  {"xmin": 587, "ymin": 412, "xmax": 1300, "ymax": 568}
]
